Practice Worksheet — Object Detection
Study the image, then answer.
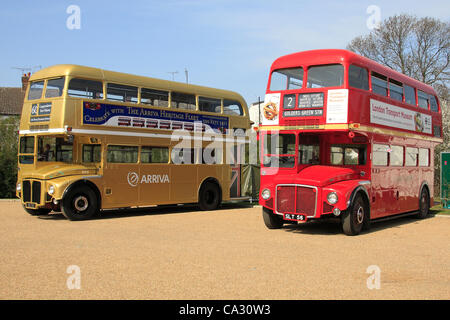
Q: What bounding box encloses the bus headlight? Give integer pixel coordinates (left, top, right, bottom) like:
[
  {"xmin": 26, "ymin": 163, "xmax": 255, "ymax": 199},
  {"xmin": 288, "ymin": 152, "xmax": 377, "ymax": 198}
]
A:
[
  {"xmin": 261, "ymin": 189, "xmax": 271, "ymax": 200},
  {"xmin": 327, "ymin": 192, "xmax": 338, "ymax": 205},
  {"xmin": 16, "ymin": 183, "xmax": 21, "ymax": 192},
  {"xmin": 48, "ymin": 185, "xmax": 55, "ymax": 195}
]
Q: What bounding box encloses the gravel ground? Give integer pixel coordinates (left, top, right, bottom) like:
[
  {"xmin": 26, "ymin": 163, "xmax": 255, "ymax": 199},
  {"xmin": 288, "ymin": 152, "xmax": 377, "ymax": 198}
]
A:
[{"xmin": 0, "ymin": 200, "xmax": 449, "ymax": 300}]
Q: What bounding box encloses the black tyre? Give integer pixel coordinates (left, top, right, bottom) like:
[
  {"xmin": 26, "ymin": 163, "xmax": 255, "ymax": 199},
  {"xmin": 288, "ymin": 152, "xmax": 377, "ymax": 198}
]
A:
[
  {"xmin": 341, "ymin": 193, "xmax": 367, "ymax": 236},
  {"xmin": 262, "ymin": 207, "xmax": 284, "ymax": 229},
  {"xmin": 23, "ymin": 205, "xmax": 51, "ymax": 216},
  {"xmin": 416, "ymin": 188, "xmax": 430, "ymax": 219},
  {"xmin": 61, "ymin": 186, "xmax": 99, "ymax": 221},
  {"xmin": 198, "ymin": 182, "xmax": 221, "ymax": 211}
]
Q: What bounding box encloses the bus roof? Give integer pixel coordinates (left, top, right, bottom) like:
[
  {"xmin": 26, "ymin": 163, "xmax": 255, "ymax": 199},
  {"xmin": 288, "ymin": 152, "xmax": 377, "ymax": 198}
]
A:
[
  {"xmin": 29, "ymin": 64, "xmax": 247, "ymax": 104},
  {"xmin": 271, "ymin": 49, "xmax": 437, "ymax": 95}
]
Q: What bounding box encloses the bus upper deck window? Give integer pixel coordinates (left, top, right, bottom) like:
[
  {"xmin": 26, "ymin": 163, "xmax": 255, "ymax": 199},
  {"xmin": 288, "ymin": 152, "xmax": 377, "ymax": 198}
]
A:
[
  {"xmin": 371, "ymin": 72, "xmax": 388, "ymax": 96},
  {"xmin": 429, "ymin": 95, "xmax": 438, "ymax": 112},
  {"xmin": 140, "ymin": 88, "xmax": 169, "ymax": 107},
  {"xmin": 348, "ymin": 65, "xmax": 369, "ymax": 90},
  {"xmin": 270, "ymin": 67, "xmax": 303, "ymax": 91},
  {"xmin": 199, "ymin": 97, "xmax": 221, "ymax": 113},
  {"xmin": 107, "ymin": 83, "xmax": 138, "ymax": 103},
  {"xmin": 171, "ymin": 92, "xmax": 196, "ymax": 110},
  {"xmin": 307, "ymin": 64, "xmax": 343, "ymax": 88},
  {"xmin": 404, "ymin": 85, "xmax": 416, "ymax": 105},
  {"xmin": 68, "ymin": 78, "xmax": 104, "ymax": 99},
  {"xmin": 418, "ymin": 90, "xmax": 429, "ymax": 109},
  {"xmin": 45, "ymin": 77, "xmax": 65, "ymax": 98},
  {"xmin": 28, "ymin": 81, "xmax": 44, "ymax": 100},
  {"xmin": 223, "ymin": 100, "xmax": 243, "ymax": 116},
  {"xmin": 389, "ymin": 79, "xmax": 403, "ymax": 102}
]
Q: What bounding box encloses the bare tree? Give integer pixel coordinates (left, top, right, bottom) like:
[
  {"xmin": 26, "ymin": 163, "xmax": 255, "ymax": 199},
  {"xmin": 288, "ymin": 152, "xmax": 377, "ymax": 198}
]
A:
[
  {"xmin": 347, "ymin": 14, "xmax": 449, "ymax": 96},
  {"xmin": 347, "ymin": 14, "xmax": 450, "ymax": 196}
]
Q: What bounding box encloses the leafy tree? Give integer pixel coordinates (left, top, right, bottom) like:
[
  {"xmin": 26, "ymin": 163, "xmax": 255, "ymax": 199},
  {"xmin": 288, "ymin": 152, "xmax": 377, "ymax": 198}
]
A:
[
  {"xmin": 347, "ymin": 14, "xmax": 450, "ymax": 195},
  {"xmin": 0, "ymin": 117, "xmax": 19, "ymax": 198}
]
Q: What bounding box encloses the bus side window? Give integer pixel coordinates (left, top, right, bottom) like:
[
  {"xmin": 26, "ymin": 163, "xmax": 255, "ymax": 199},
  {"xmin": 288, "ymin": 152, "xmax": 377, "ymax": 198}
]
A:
[
  {"xmin": 405, "ymin": 147, "xmax": 418, "ymax": 166},
  {"xmin": 171, "ymin": 92, "xmax": 196, "ymax": 110},
  {"xmin": 371, "ymin": 72, "xmax": 388, "ymax": 96},
  {"xmin": 389, "ymin": 145, "xmax": 404, "ymax": 166},
  {"xmin": 389, "ymin": 79, "xmax": 403, "ymax": 102},
  {"xmin": 429, "ymin": 95, "xmax": 439, "ymax": 112},
  {"xmin": 107, "ymin": 83, "xmax": 138, "ymax": 103},
  {"xmin": 348, "ymin": 65, "xmax": 369, "ymax": 90},
  {"xmin": 141, "ymin": 146, "xmax": 169, "ymax": 163},
  {"xmin": 140, "ymin": 88, "xmax": 169, "ymax": 107},
  {"xmin": 171, "ymin": 148, "xmax": 196, "ymax": 164},
  {"xmin": 404, "ymin": 85, "xmax": 416, "ymax": 105},
  {"xmin": 83, "ymin": 144, "xmax": 101, "ymax": 163},
  {"xmin": 223, "ymin": 100, "xmax": 243, "ymax": 116},
  {"xmin": 418, "ymin": 148, "xmax": 429, "ymax": 166},
  {"xmin": 418, "ymin": 90, "xmax": 429, "ymax": 109},
  {"xmin": 373, "ymin": 144, "xmax": 388, "ymax": 166},
  {"xmin": 199, "ymin": 97, "xmax": 221, "ymax": 113},
  {"xmin": 68, "ymin": 78, "xmax": 103, "ymax": 99},
  {"xmin": 107, "ymin": 145, "xmax": 138, "ymax": 163}
]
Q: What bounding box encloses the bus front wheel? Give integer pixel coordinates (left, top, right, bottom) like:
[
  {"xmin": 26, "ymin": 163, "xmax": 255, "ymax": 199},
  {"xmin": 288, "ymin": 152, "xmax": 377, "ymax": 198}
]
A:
[
  {"xmin": 198, "ymin": 181, "xmax": 221, "ymax": 211},
  {"xmin": 341, "ymin": 193, "xmax": 367, "ymax": 236},
  {"xmin": 61, "ymin": 186, "xmax": 99, "ymax": 221},
  {"xmin": 262, "ymin": 207, "xmax": 284, "ymax": 229}
]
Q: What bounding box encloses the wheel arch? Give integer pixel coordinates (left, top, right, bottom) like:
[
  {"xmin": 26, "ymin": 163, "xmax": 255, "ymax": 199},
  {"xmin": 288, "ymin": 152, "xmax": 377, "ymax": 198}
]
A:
[
  {"xmin": 419, "ymin": 180, "xmax": 431, "ymax": 207},
  {"xmin": 198, "ymin": 177, "xmax": 223, "ymax": 203},
  {"xmin": 62, "ymin": 179, "xmax": 102, "ymax": 208},
  {"xmin": 348, "ymin": 186, "xmax": 370, "ymax": 217}
]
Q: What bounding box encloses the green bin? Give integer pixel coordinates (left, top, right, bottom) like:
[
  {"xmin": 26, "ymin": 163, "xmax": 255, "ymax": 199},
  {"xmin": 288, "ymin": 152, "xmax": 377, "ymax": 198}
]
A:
[{"xmin": 441, "ymin": 152, "xmax": 450, "ymax": 209}]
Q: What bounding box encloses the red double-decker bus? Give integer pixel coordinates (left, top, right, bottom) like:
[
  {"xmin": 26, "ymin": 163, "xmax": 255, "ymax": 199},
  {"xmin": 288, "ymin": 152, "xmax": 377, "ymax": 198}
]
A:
[{"xmin": 259, "ymin": 49, "xmax": 443, "ymax": 235}]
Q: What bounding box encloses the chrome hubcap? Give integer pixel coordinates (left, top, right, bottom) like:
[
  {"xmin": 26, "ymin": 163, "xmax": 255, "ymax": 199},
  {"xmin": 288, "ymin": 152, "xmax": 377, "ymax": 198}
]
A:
[
  {"xmin": 356, "ymin": 206, "xmax": 364, "ymax": 224},
  {"xmin": 74, "ymin": 196, "xmax": 88, "ymax": 212}
]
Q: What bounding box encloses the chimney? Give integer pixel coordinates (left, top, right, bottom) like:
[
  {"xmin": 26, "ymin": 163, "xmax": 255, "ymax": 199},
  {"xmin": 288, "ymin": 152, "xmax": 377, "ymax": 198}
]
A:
[{"xmin": 21, "ymin": 72, "xmax": 30, "ymax": 91}]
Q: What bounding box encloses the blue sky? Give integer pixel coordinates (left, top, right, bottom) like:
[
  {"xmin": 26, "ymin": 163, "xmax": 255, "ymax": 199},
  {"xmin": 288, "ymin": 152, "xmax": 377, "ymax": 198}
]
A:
[{"xmin": 1, "ymin": 0, "xmax": 449, "ymax": 104}]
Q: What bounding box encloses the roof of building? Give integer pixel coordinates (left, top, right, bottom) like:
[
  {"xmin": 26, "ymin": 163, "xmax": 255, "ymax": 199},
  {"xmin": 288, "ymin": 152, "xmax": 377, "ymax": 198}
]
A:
[{"xmin": 0, "ymin": 87, "xmax": 24, "ymax": 115}]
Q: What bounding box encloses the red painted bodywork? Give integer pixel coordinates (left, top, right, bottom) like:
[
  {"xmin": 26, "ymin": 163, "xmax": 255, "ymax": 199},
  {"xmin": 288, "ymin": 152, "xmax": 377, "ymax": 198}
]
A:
[{"xmin": 259, "ymin": 49, "xmax": 442, "ymax": 220}]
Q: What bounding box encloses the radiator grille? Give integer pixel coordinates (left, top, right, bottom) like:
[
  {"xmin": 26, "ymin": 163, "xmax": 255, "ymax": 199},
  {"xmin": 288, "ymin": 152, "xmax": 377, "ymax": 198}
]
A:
[
  {"xmin": 22, "ymin": 180, "xmax": 42, "ymax": 205},
  {"xmin": 32, "ymin": 181, "xmax": 41, "ymax": 203},
  {"xmin": 22, "ymin": 180, "xmax": 31, "ymax": 202},
  {"xmin": 276, "ymin": 185, "xmax": 317, "ymax": 217}
]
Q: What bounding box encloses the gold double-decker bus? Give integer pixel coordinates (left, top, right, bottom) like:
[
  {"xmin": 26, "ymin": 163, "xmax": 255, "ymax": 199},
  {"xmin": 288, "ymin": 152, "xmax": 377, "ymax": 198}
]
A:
[{"xmin": 16, "ymin": 65, "xmax": 251, "ymax": 220}]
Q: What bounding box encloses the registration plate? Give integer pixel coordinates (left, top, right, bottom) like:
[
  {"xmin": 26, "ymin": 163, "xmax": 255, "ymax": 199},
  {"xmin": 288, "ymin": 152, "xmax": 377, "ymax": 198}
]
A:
[
  {"xmin": 283, "ymin": 213, "xmax": 307, "ymax": 222},
  {"xmin": 25, "ymin": 203, "xmax": 36, "ymax": 209}
]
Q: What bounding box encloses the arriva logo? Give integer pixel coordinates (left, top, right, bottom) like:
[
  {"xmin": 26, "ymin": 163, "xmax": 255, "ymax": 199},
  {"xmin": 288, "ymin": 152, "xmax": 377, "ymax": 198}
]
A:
[{"xmin": 127, "ymin": 172, "xmax": 170, "ymax": 187}]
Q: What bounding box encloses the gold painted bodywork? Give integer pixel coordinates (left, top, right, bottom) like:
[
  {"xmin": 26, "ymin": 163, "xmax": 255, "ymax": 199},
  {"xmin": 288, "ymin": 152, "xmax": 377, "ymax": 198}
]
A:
[{"xmin": 17, "ymin": 64, "xmax": 250, "ymax": 210}]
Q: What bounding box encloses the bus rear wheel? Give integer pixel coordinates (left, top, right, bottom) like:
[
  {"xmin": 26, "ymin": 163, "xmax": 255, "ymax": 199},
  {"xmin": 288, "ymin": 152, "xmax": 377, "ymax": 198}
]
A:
[
  {"xmin": 61, "ymin": 186, "xmax": 99, "ymax": 221},
  {"xmin": 198, "ymin": 181, "xmax": 221, "ymax": 211},
  {"xmin": 262, "ymin": 207, "xmax": 284, "ymax": 229},
  {"xmin": 416, "ymin": 188, "xmax": 430, "ymax": 219},
  {"xmin": 341, "ymin": 194, "xmax": 367, "ymax": 236}
]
